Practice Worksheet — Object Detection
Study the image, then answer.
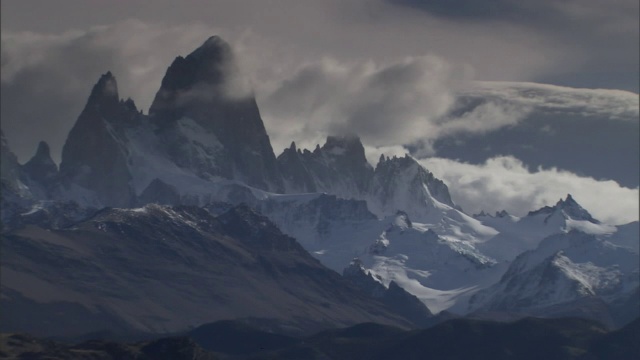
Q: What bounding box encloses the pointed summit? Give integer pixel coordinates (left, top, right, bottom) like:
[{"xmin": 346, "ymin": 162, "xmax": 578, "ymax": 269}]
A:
[
  {"xmin": 59, "ymin": 72, "xmax": 139, "ymax": 207},
  {"xmin": 87, "ymin": 71, "xmax": 119, "ymax": 107},
  {"xmin": 197, "ymin": 35, "xmax": 231, "ymax": 54},
  {"xmin": 149, "ymin": 35, "xmax": 236, "ymax": 120},
  {"xmin": 527, "ymin": 194, "xmax": 598, "ymax": 223},
  {"xmin": 556, "ymin": 194, "xmax": 598, "ymax": 223},
  {"xmin": 23, "ymin": 141, "xmax": 58, "ymax": 186},
  {"xmin": 147, "ymin": 36, "xmax": 283, "ymax": 192},
  {"xmin": 32, "ymin": 141, "xmax": 52, "ymax": 160}
]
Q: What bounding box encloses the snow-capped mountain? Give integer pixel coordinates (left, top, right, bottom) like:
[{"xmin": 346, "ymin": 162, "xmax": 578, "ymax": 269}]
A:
[
  {"xmin": 1, "ymin": 35, "xmax": 637, "ymax": 336},
  {"xmin": 473, "ymin": 194, "xmax": 617, "ymax": 262},
  {"xmin": 278, "ymin": 136, "xmax": 456, "ymax": 221},
  {"xmin": 468, "ymin": 230, "xmax": 639, "ymax": 326},
  {"xmin": 255, "ymin": 192, "xmax": 637, "ymax": 321}
]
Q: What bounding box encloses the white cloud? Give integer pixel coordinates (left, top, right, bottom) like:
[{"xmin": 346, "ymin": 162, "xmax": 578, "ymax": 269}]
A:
[
  {"xmin": 260, "ymin": 56, "xmax": 464, "ymax": 155},
  {"xmin": 461, "ymin": 81, "xmax": 639, "ymax": 120},
  {"xmin": 364, "ymin": 145, "xmax": 411, "ymax": 166},
  {"xmin": 419, "ymin": 156, "xmax": 639, "ymax": 225}
]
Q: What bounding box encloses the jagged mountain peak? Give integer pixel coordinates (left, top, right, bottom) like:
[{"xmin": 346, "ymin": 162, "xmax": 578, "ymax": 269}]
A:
[
  {"xmin": 147, "ymin": 36, "xmax": 283, "ymax": 192},
  {"xmin": 149, "ymin": 35, "xmax": 237, "ymax": 120},
  {"xmin": 321, "ymin": 135, "xmax": 372, "ymax": 168},
  {"xmin": 324, "ymin": 134, "xmax": 362, "ymax": 148},
  {"xmin": 23, "ymin": 141, "xmax": 58, "ymax": 185},
  {"xmin": 372, "ymin": 153, "xmax": 456, "ymax": 210},
  {"xmin": 200, "ymin": 35, "xmax": 230, "ymax": 50},
  {"xmin": 87, "ymin": 71, "xmax": 119, "ymax": 106},
  {"xmin": 527, "ymin": 194, "xmax": 598, "ymax": 223},
  {"xmin": 29, "ymin": 141, "xmax": 53, "ymax": 163}
]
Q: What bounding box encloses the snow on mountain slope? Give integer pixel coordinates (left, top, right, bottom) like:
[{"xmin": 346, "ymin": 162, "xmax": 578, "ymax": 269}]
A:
[
  {"xmin": 278, "ymin": 136, "xmax": 457, "ymax": 223},
  {"xmin": 473, "ymin": 194, "xmax": 616, "ymax": 262},
  {"xmin": 607, "ymin": 221, "xmax": 639, "ymax": 253},
  {"xmin": 256, "ymin": 191, "xmax": 638, "ymax": 318},
  {"xmin": 257, "ymin": 197, "xmax": 507, "ymax": 314},
  {"xmin": 469, "ymin": 230, "xmax": 639, "ymax": 316}
]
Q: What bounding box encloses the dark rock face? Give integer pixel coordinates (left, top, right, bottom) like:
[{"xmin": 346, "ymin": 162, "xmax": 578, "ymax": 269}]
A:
[
  {"xmin": 1, "ymin": 204, "xmax": 410, "ymax": 337},
  {"xmin": 277, "ymin": 136, "xmax": 456, "ymax": 219},
  {"xmin": 149, "ymin": 36, "xmax": 283, "ymax": 192},
  {"xmin": 278, "ymin": 135, "xmax": 374, "ymax": 197},
  {"xmin": 277, "ymin": 142, "xmax": 318, "ymax": 193},
  {"xmin": 343, "ymin": 258, "xmax": 434, "ymax": 326},
  {"xmin": 59, "ymin": 72, "xmax": 138, "ymax": 207},
  {"xmin": 0, "ymin": 130, "xmax": 24, "ymax": 191},
  {"xmin": 1, "ymin": 131, "xmax": 37, "ymax": 229},
  {"xmin": 373, "ymin": 154, "xmax": 454, "ymax": 209},
  {"xmin": 22, "ymin": 141, "xmax": 59, "ymax": 197}
]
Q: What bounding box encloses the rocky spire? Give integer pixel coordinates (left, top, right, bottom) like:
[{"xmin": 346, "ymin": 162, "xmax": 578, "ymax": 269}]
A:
[
  {"xmin": 527, "ymin": 194, "xmax": 598, "ymax": 223},
  {"xmin": 59, "ymin": 72, "xmax": 137, "ymax": 207},
  {"xmin": 148, "ymin": 36, "xmax": 284, "ymax": 192},
  {"xmin": 23, "ymin": 141, "xmax": 58, "ymax": 184}
]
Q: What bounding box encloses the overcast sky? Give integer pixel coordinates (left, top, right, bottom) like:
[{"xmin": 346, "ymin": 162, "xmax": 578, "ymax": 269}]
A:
[{"xmin": 1, "ymin": 0, "xmax": 638, "ymax": 223}]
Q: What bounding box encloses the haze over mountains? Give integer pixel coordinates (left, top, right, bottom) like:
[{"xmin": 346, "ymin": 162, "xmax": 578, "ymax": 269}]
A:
[{"xmin": 1, "ymin": 36, "xmax": 638, "ymax": 346}]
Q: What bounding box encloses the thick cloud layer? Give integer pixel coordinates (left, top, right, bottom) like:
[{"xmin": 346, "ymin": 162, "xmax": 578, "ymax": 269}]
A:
[{"xmin": 419, "ymin": 156, "xmax": 639, "ymax": 225}]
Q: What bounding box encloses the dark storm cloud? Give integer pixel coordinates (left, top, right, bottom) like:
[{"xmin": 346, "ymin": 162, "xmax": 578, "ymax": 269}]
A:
[{"xmin": 390, "ymin": 0, "xmax": 640, "ymax": 92}]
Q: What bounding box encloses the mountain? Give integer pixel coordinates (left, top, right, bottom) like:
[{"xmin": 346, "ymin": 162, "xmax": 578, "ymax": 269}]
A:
[
  {"xmin": 59, "ymin": 72, "xmax": 139, "ymax": 208},
  {"xmin": 278, "ymin": 135, "xmax": 373, "ymax": 196},
  {"xmin": 469, "ymin": 230, "xmax": 639, "ymax": 327},
  {"xmin": 4, "ymin": 36, "xmax": 458, "ymax": 223},
  {"xmin": 255, "ymin": 191, "xmax": 638, "ymax": 322},
  {"xmin": 278, "ymin": 136, "xmax": 456, "ymax": 221},
  {"xmin": 0, "ymin": 130, "xmax": 25, "ymax": 193},
  {"xmin": 149, "ymin": 35, "xmax": 283, "ymax": 192},
  {"xmin": 256, "ymin": 196, "xmax": 506, "ymax": 314},
  {"xmin": 55, "ymin": 37, "xmax": 285, "ymax": 209},
  {"xmin": 342, "ymin": 258, "xmax": 435, "ymax": 327},
  {"xmin": 0, "ymin": 203, "xmax": 415, "ymax": 338},
  {"xmin": 473, "ymin": 194, "xmax": 616, "ymax": 262},
  {"xmin": 1, "ymin": 35, "xmax": 637, "ymax": 339},
  {"xmin": 22, "ymin": 141, "xmax": 59, "ymax": 198}
]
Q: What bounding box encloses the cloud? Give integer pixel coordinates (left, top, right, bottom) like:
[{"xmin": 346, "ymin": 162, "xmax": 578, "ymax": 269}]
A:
[
  {"xmin": 459, "ymin": 82, "xmax": 639, "ymax": 120},
  {"xmin": 419, "ymin": 156, "xmax": 639, "ymax": 225},
  {"xmin": 260, "ymin": 56, "xmax": 463, "ymax": 155}
]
